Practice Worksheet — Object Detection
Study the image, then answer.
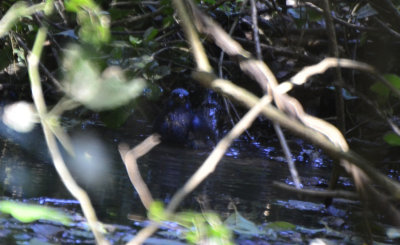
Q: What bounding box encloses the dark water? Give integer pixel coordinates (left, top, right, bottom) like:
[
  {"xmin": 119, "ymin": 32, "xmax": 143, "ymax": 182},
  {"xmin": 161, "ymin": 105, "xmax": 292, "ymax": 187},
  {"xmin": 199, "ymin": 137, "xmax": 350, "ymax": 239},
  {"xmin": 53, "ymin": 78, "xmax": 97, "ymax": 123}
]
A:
[{"xmin": 0, "ymin": 115, "xmax": 395, "ymax": 244}]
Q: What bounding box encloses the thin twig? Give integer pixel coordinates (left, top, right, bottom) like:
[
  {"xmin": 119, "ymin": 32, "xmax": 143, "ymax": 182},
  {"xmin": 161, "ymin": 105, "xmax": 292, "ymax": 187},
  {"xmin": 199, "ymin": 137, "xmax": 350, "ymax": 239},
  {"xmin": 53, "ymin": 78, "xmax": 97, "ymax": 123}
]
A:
[
  {"xmin": 172, "ymin": 0, "xmax": 211, "ymax": 72},
  {"xmin": 273, "ymin": 181, "xmax": 359, "ymax": 200},
  {"xmin": 218, "ymin": 0, "xmax": 250, "ymax": 135},
  {"xmin": 130, "ymin": 94, "xmax": 273, "ymax": 245},
  {"xmin": 192, "ymin": 71, "xmax": 400, "ymax": 199},
  {"xmin": 28, "ymin": 27, "xmax": 109, "ymax": 245},
  {"xmin": 119, "ymin": 134, "xmax": 160, "ymax": 210},
  {"xmin": 250, "ymin": 0, "xmax": 301, "ymax": 188},
  {"xmin": 14, "ymin": 34, "xmax": 63, "ymax": 90},
  {"xmin": 111, "ymin": 6, "xmax": 165, "ymax": 26},
  {"xmin": 250, "ymin": 0, "xmax": 261, "ymax": 60},
  {"xmin": 321, "ymin": 0, "xmax": 346, "ymax": 134}
]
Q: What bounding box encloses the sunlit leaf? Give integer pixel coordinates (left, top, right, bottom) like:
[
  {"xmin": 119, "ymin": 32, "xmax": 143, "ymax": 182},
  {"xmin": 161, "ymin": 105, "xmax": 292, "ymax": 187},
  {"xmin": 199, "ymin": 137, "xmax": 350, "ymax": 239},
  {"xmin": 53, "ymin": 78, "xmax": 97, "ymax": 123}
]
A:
[
  {"xmin": 383, "ymin": 132, "xmax": 400, "ymax": 146},
  {"xmin": 64, "ymin": 0, "xmax": 110, "ymax": 45},
  {"xmin": 0, "ymin": 2, "xmax": 45, "ymax": 38},
  {"xmin": 148, "ymin": 201, "xmax": 167, "ymax": 222},
  {"xmin": 64, "ymin": 0, "xmax": 97, "ymax": 12},
  {"xmin": 0, "ymin": 201, "xmax": 71, "ymax": 225}
]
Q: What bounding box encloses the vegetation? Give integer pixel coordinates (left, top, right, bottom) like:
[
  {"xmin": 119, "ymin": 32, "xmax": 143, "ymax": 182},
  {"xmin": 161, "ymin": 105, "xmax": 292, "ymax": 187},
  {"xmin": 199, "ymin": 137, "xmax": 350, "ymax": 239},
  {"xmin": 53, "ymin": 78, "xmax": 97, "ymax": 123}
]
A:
[{"xmin": 2, "ymin": 0, "xmax": 400, "ymax": 244}]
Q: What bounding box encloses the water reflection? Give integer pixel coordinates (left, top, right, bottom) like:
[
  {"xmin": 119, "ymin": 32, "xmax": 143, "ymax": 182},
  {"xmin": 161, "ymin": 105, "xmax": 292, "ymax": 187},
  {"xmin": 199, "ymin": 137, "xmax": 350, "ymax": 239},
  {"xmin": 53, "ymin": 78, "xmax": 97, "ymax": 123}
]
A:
[{"xmin": 0, "ymin": 118, "xmax": 380, "ymax": 243}]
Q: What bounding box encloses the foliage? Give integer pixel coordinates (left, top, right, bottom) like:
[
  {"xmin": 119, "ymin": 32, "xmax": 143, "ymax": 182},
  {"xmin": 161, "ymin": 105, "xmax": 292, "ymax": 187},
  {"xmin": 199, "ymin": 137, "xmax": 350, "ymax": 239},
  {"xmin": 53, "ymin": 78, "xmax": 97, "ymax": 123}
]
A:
[
  {"xmin": 370, "ymin": 74, "xmax": 400, "ymax": 102},
  {"xmin": 0, "ymin": 200, "xmax": 71, "ymax": 225},
  {"xmin": 148, "ymin": 201, "xmax": 233, "ymax": 244},
  {"xmin": 383, "ymin": 132, "xmax": 400, "ymax": 146},
  {"xmin": 64, "ymin": 0, "xmax": 110, "ymax": 45},
  {"xmin": 62, "ymin": 44, "xmax": 145, "ymax": 111}
]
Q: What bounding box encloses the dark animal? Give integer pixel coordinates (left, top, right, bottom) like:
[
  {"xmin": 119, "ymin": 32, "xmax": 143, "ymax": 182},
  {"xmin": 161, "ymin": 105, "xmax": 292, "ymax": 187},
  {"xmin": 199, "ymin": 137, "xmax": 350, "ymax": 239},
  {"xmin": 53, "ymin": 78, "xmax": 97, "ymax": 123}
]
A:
[{"xmin": 154, "ymin": 88, "xmax": 223, "ymax": 148}]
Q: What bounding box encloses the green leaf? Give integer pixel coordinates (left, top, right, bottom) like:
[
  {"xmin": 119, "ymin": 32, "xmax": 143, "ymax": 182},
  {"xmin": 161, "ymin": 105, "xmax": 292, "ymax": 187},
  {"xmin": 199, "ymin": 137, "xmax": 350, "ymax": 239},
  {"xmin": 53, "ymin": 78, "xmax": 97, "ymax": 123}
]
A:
[
  {"xmin": 0, "ymin": 2, "xmax": 44, "ymax": 38},
  {"xmin": 265, "ymin": 221, "xmax": 296, "ymax": 230},
  {"xmin": 0, "ymin": 201, "xmax": 71, "ymax": 225},
  {"xmin": 129, "ymin": 36, "xmax": 142, "ymax": 46},
  {"xmin": 162, "ymin": 15, "xmax": 174, "ymax": 28},
  {"xmin": 144, "ymin": 27, "xmax": 159, "ymax": 42},
  {"xmin": 384, "ymin": 74, "xmax": 400, "ymax": 89},
  {"xmin": 64, "ymin": 0, "xmax": 97, "ymax": 12},
  {"xmin": 148, "ymin": 201, "xmax": 167, "ymax": 222},
  {"xmin": 383, "ymin": 132, "xmax": 400, "ymax": 146},
  {"xmin": 100, "ymin": 105, "xmax": 133, "ymax": 128},
  {"xmin": 64, "ymin": 0, "xmax": 110, "ymax": 45},
  {"xmin": 370, "ymin": 82, "xmax": 390, "ymax": 101}
]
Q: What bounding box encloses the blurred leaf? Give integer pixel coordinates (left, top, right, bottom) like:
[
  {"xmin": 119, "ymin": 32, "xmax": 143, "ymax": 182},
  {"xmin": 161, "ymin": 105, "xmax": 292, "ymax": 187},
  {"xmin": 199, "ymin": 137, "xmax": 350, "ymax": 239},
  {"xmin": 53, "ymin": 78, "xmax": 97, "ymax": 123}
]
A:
[
  {"xmin": 63, "ymin": 45, "xmax": 145, "ymax": 111},
  {"xmin": 0, "ymin": 2, "xmax": 45, "ymax": 38},
  {"xmin": 143, "ymin": 83, "xmax": 163, "ymax": 100},
  {"xmin": 129, "ymin": 35, "xmax": 142, "ymax": 46},
  {"xmin": 0, "ymin": 201, "xmax": 71, "ymax": 225},
  {"xmin": 202, "ymin": 0, "xmax": 216, "ymax": 4},
  {"xmin": 144, "ymin": 27, "xmax": 159, "ymax": 42},
  {"xmin": 307, "ymin": 8, "xmax": 323, "ymax": 22},
  {"xmin": 383, "ymin": 132, "xmax": 400, "ymax": 146},
  {"xmin": 265, "ymin": 221, "xmax": 296, "ymax": 230},
  {"xmin": 145, "ymin": 65, "xmax": 171, "ymax": 81},
  {"xmin": 355, "ymin": 4, "xmax": 377, "ymax": 19},
  {"xmin": 384, "ymin": 74, "xmax": 400, "ymax": 89},
  {"xmin": 64, "ymin": 0, "xmax": 110, "ymax": 45},
  {"xmin": 162, "ymin": 15, "xmax": 174, "ymax": 28},
  {"xmin": 203, "ymin": 213, "xmax": 232, "ymax": 243},
  {"xmin": 224, "ymin": 210, "xmax": 260, "ymax": 236},
  {"xmin": 370, "ymin": 82, "xmax": 390, "ymax": 101},
  {"xmin": 46, "ymin": 114, "xmax": 74, "ymax": 155},
  {"xmin": 44, "ymin": 0, "xmax": 54, "ymax": 15},
  {"xmin": 54, "ymin": 29, "xmax": 78, "ymax": 40},
  {"xmin": 100, "ymin": 105, "xmax": 133, "ymax": 128},
  {"xmin": 128, "ymin": 55, "xmax": 154, "ymax": 71},
  {"xmin": 148, "ymin": 201, "xmax": 167, "ymax": 222},
  {"xmin": 64, "ymin": 0, "xmax": 97, "ymax": 12},
  {"xmin": 370, "ymin": 74, "xmax": 400, "ymax": 103}
]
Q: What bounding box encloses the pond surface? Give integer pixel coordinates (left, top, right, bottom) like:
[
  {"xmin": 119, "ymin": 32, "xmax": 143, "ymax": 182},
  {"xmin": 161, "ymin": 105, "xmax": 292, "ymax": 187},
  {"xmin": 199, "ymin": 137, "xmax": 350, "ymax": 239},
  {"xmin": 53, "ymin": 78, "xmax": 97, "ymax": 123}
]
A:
[{"xmin": 0, "ymin": 115, "xmax": 396, "ymax": 244}]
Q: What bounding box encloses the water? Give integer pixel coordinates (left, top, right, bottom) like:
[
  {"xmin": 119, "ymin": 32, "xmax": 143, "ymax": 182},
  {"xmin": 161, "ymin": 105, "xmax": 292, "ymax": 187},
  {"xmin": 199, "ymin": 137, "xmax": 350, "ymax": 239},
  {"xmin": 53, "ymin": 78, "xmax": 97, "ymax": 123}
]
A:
[{"xmin": 0, "ymin": 116, "xmax": 395, "ymax": 244}]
